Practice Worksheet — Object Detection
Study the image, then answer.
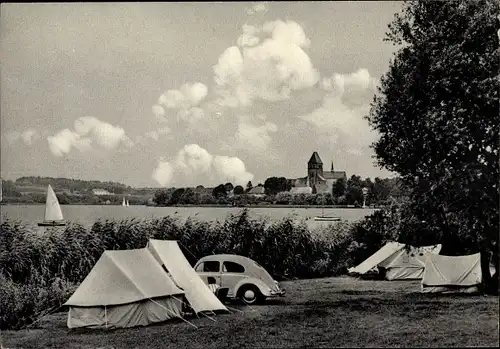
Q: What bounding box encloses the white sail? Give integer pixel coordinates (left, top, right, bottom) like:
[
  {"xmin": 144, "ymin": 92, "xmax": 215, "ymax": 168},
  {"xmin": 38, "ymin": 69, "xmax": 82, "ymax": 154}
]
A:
[
  {"xmin": 126, "ymin": 200, "xmax": 129, "ymax": 207},
  {"xmin": 44, "ymin": 184, "xmax": 64, "ymax": 221},
  {"xmin": 122, "ymin": 198, "xmax": 126, "ymax": 206}
]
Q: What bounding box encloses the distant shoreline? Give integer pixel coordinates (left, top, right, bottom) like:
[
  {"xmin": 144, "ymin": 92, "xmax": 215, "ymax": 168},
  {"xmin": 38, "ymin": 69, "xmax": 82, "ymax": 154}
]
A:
[
  {"xmin": 0, "ymin": 202, "xmax": 381, "ymax": 209},
  {"xmin": 150, "ymin": 204, "xmax": 366, "ymax": 209},
  {"xmin": 150, "ymin": 204, "xmax": 381, "ymax": 209}
]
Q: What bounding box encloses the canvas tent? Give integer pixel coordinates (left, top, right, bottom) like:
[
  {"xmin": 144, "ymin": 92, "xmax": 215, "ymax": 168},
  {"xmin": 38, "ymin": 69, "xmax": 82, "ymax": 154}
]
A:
[
  {"xmin": 64, "ymin": 248, "xmax": 185, "ymax": 329},
  {"xmin": 421, "ymin": 253, "xmax": 483, "ymax": 293},
  {"xmin": 348, "ymin": 241, "xmax": 442, "ymax": 280},
  {"xmin": 147, "ymin": 239, "xmax": 229, "ymax": 314}
]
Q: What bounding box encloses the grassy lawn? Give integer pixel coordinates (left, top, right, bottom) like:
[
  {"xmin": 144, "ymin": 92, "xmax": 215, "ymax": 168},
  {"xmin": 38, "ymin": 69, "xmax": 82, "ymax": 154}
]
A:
[{"xmin": 2, "ymin": 277, "xmax": 498, "ymax": 348}]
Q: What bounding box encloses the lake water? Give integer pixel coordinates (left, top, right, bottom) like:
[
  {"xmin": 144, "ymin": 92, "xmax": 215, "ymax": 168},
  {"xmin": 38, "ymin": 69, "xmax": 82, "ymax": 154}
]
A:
[{"xmin": 0, "ymin": 205, "xmax": 378, "ymax": 230}]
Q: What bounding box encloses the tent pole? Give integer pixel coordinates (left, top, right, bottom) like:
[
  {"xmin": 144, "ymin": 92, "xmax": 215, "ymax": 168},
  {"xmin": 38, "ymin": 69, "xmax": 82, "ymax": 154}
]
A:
[
  {"xmin": 104, "ymin": 305, "xmax": 108, "ymax": 330},
  {"xmin": 224, "ymin": 305, "xmax": 244, "ymax": 313},
  {"xmin": 198, "ymin": 311, "xmax": 216, "ymax": 322}
]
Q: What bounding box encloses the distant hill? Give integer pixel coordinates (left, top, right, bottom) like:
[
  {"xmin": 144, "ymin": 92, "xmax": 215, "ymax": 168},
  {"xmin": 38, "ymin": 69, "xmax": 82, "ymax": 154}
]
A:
[
  {"xmin": 14, "ymin": 176, "xmax": 133, "ymax": 194},
  {"xmin": 1, "ymin": 176, "xmax": 158, "ymax": 205}
]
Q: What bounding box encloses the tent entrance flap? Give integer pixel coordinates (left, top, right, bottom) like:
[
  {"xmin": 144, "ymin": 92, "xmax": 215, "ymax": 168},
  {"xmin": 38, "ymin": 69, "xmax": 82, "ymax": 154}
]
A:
[{"xmin": 147, "ymin": 239, "xmax": 229, "ymax": 314}]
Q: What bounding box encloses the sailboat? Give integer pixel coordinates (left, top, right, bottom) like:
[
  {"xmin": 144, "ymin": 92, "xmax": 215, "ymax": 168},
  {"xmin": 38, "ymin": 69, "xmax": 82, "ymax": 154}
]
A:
[
  {"xmin": 38, "ymin": 184, "xmax": 66, "ymax": 226},
  {"xmin": 314, "ymin": 186, "xmax": 341, "ymax": 222},
  {"xmin": 122, "ymin": 197, "xmax": 126, "ymax": 206},
  {"xmin": 126, "ymin": 199, "xmax": 130, "ymax": 207}
]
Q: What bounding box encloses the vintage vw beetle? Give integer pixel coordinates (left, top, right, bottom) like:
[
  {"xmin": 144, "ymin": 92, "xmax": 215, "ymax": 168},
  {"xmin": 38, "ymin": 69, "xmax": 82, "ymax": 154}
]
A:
[{"xmin": 194, "ymin": 254, "xmax": 286, "ymax": 304}]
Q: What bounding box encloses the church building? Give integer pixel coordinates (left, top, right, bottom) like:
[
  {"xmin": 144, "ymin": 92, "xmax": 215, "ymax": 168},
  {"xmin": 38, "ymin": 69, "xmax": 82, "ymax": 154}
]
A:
[{"xmin": 290, "ymin": 152, "xmax": 347, "ymax": 194}]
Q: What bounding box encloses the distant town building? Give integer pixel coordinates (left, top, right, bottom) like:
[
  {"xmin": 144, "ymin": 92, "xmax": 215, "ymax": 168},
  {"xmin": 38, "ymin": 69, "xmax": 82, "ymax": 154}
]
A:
[
  {"xmin": 247, "ymin": 186, "xmax": 265, "ymax": 197},
  {"xmin": 290, "ymin": 152, "xmax": 347, "ymax": 194},
  {"xmin": 92, "ymin": 189, "xmax": 113, "ymax": 196},
  {"xmin": 290, "ymin": 183, "xmax": 313, "ymax": 195}
]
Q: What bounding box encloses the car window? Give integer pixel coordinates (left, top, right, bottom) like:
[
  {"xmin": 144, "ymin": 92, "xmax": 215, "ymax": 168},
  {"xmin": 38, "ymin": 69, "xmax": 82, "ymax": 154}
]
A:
[
  {"xmin": 203, "ymin": 261, "xmax": 220, "ymax": 272},
  {"xmin": 223, "ymin": 261, "xmax": 245, "ymax": 273}
]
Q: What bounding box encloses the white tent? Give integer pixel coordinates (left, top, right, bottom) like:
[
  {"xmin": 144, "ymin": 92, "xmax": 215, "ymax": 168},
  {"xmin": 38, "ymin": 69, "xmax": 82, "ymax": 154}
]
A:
[
  {"xmin": 421, "ymin": 253, "xmax": 483, "ymax": 293},
  {"xmin": 64, "ymin": 248, "xmax": 185, "ymax": 329},
  {"xmin": 348, "ymin": 241, "xmax": 442, "ymax": 280},
  {"xmin": 147, "ymin": 239, "xmax": 228, "ymax": 314},
  {"xmin": 379, "ymin": 243, "xmax": 443, "ymax": 280}
]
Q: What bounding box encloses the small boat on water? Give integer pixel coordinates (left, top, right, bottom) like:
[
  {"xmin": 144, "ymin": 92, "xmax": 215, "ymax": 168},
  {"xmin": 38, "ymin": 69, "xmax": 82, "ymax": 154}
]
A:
[
  {"xmin": 314, "ymin": 197, "xmax": 341, "ymax": 222},
  {"xmin": 126, "ymin": 199, "xmax": 130, "ymax": 207},
  {"xmin": 122, "ymin": 197, "xmax": 126, "ymax": 206},
  {"xmin": 38, "ymin": 184, "xmax": 66, "ymax": 227},
  {"xmin": 314, "ymin": 215, "xmax": 341, "ymax": 222}
]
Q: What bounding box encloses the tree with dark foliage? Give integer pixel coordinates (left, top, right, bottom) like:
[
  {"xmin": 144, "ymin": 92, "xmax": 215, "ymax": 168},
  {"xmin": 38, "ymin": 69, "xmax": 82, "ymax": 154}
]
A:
[
  {"xmin": 367, "ymin": 0, "xmax": 499, "ymax": 293},
  {"xmin": 224, "ymin": 182, "xmax": 234, "ymax": 193},
  {"xmin": 264, "ymin": 176, "xmax": 290, "ymax": 196},
  {"xmin": 233, "ymin": 185, "xmax": 244, "ymax": 195},
  {"xmin": 246, "ymin": 181, "xmax": 253, "ymax": 193},
  {"xmin": 212, "ymin": 184, "xmax": 227, "ymax": 198},
  {"xmin": 332, "ymin": 177, "xmax": 346, "ymax": 199}
]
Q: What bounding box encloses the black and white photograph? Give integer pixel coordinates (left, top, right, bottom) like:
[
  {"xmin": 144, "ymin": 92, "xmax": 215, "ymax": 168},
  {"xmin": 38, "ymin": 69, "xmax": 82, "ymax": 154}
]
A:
[{"xmin": 0, "ymin": 1, "xmax": 498, "ymax": 348}]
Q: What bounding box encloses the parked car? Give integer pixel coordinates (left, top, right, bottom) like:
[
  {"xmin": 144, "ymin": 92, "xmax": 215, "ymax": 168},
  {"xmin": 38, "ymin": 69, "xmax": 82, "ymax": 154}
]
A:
[{"xmin": 194, "ymin": 254, "xmax": 286, "ymax": 304}]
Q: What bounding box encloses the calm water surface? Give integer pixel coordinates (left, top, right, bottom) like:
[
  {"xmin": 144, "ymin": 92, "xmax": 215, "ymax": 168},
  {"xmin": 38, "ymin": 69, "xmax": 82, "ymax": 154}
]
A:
[{"xmin": 0, "ymin": 205, "xmax": 377, "ymax": 230}]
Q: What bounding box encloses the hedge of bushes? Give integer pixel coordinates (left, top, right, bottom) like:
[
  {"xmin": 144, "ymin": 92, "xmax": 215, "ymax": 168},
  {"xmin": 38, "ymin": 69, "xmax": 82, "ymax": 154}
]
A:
[{"xmin": 0, "ymin": 208, "xmax": 394, "ymax": 330}]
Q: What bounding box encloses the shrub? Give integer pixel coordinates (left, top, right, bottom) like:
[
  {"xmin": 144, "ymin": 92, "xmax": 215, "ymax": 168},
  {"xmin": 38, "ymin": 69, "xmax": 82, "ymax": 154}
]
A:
[
  {"xmin": 0, "ymin": 207, "xmax": 396, "ymax": 330},
  {"xmin": 0, "ymin": 272, "xmax": 76, "ymax": 330}
]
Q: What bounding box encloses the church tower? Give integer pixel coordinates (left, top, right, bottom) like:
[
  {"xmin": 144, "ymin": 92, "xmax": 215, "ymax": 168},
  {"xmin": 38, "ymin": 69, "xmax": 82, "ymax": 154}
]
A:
[{"xmin": 307, "ymin": 151, "xmax": 323, "ymax": 188}]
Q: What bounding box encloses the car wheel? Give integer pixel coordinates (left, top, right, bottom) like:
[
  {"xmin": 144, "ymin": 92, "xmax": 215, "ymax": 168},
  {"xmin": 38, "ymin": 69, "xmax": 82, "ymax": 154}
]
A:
[{"xmin": 238, "ymin": 284, "xmax": 263, "ymax": 305}]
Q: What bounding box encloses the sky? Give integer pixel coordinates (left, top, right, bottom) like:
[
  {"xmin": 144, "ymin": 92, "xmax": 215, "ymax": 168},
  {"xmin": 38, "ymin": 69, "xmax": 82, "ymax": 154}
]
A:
[{"xmin": 1, "ymin": 1, "xmax": 403, "ymax": 188}]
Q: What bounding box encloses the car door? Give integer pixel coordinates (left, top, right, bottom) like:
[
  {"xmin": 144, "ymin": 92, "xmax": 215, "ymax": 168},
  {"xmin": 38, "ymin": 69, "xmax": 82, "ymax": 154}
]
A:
[
  {"xmin": 221, "ymin": 261, "xmax": 246, "ymax": 297},
  {"xmin": 195, "ymin": 260, "xmax": 221, "ymax": 286}
]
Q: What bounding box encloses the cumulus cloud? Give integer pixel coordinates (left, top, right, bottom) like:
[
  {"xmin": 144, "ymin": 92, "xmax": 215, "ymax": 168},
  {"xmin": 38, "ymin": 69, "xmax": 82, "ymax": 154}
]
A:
[
  {"xmin": 232, "ymin": 120, "xmax": 278, "ymax": 152},
  {"xmin": 321, "ymin": 68, "xmax": 377, "ymax": 93},
  {"xmin": 213, "ymin": 20, "xmax": 319, "ymax": 108},
  {"xmin": 47, "ymin": 116, "xmax": 132, "ymax": 156},
  {"xmin": 152, "ymin": 144, "xmax": 254, "ymax": 187},
  {"xmin": 155, "ymin": 82, "xmax": 208, "ymax": 124},
  {"xmin": 246, "ymin": 2, "xmax": 269, "ymax": 15},
  {"xmin": 152, "ymin": 104, "xmax": 166, "ymax": 119},
  {"xmin": 145, "ymin": 127, "xmax": 171, "ymax": 141},
  {"xmin": 152, "ymin": 159, "xmax": 175, "ymax": 187},
  {"xmin": 237, "ymin": 24, "xmax": 262, "ymax": 47},
  {"xmin": 298, "ymin": 68, "xmax": 379, "ymax": 156},
  {"xmin": 5, "ymin": 129, "xmax": 40, "ymax": 146},
  {"xmin": 21, "ymin": 129, "xmax": 39, "ymax": 145},
  {"xmin": 47, "ymin": 129, "xmax": 92, "ymax": 156},
  {"xmin": 321, "ymin": 68, "xmax": 378, "ymax": 109}
]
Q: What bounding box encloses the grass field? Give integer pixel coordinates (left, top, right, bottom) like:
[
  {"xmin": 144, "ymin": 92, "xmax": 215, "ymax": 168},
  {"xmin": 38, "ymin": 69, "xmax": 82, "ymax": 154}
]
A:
[{"xmin": 2, "ymin": 277, "xmax": 498, "ymax": 349}]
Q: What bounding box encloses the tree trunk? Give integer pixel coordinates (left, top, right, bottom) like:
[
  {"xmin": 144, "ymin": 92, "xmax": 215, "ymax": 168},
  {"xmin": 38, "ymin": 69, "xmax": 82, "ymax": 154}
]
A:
[
  {"xmin": 486, "ymin": 244, "xmax": 499, "ymax": 295},
  {"xmin": 480, "ymin": 248, "xmax": 492, "ymax": 293},
  {"xmin": 435, "ymin": 204, "xmax": 455, "ymax": 254}
]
